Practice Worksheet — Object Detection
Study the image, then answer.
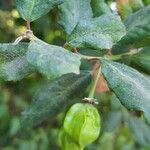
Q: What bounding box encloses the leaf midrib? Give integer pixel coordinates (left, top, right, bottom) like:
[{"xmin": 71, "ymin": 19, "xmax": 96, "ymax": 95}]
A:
[{"xmin": 29, "ymin": 0, "xmax": 36, "ymax": 19}]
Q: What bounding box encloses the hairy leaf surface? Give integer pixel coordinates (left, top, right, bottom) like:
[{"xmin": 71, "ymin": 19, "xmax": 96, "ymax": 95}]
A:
[
  {"xmin": 16, "ymin": 0, "xmax": 64, "ymax": 21},
  {"xmin": 26, "ymin": 38, "xmax": 81, "ymax": 79},
  {"xmin": 58, "ymin": 0, "xmax": 93, "ymax": 35},
  {"xmin": 21, "ymin": 72, "xmax": 92, "ymax": 127},
  {"xmin": 68, "ymin": 14, "xmax": 126, "ymax": 50},
  {"xmin": 0, "ymin": 43, "xmax": 34, "ymax": 81},
  {"xmin": 100, "ymin": 59, "xmax": 150, "ymax": 123},
  {"xmin": 112, "ymin": 6, "xmax": 150, "ymax": 54},
  {"xmin": 91, "ymin": 0, "xmax": 111, "ymax": 17}
]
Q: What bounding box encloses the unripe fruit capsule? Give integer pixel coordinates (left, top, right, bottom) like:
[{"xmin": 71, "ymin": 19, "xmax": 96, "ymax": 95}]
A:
[
  {"xmin": 59, "ymin": 128, "xmax": 82, "ymax": 150},
  {"xmin": 63, "ymin": 103, "xmax": 101, "ymax": 147}
]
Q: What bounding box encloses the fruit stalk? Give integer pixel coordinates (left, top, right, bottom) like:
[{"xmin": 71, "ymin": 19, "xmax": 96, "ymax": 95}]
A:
[{"xmin": 88, "ymin": 67, "xmax": 101, "ymax": 99}]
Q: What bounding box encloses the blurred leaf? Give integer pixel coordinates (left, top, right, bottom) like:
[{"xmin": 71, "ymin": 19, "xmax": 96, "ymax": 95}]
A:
[
  {"xmin": 26, "ymin": 38, "xmax": 81, "ymax": 79},
  {"xmin": 67, "ymin": 14, "xmax": 126, "ymax": 50},
  {"xmin": 91, "ymin": 0, "xmax": 111, "ymax": 17},
  {"xmin": 98, "ymin": 133, "xmax": 114, "ymax": 150},
  {"xmin": 58, "ymin": 0, "xmax": 93, "ymax": 35},
  {"xmin": 112, "ymin": 6, "xmax": 150, "ymax": 54},
  {"xmin": 21, "ymin": 72, "xmax": 91, "ymax": 127},
  {"xmin": 86, "ymin": 133, "xmax": 115, "ymax": 150},
  {"xmin": 128, "ymin": 116, "xmax": 150, "ymax": 148},
  {"xmin": 104, "ymin": 111, "xmax": 122, "ymax": 132},
  {"xmin": 16, "ymin": 0, "xmax": 64, "ymax": 21},
  {"xmin": 115, "ymin": 125, "xmax": 134, "ymax": 149},
  {"xmin": 100, "ymin": 59, "xmax": 150, "ymax": 123},
  {"xmin": 38, "ymin": 129, "xmax": 49, "ymax": 150},
  {"xmin": 143, "ymin": 0, "xmax": 150, "ymax": 5},
  {"xmin": 9, "ymin": 117, "xmax": 20, "ymax": 136},
  {"xmin": 0, "ymin": 104, "xmax": 10, "ymax": 133},
  {"xmin": 122, "ymin": 143, "xmax": 135, "ymax": 150},
  {"xmin": 129, "ymin": 0, "xmax": 144, "ymax": 12},
  {"xmin": 110, "ymin": 93, "xmax": 122, "ymax": 110},
  {"xmin": 18, "ymin": 141, "xmax": 37, "ymax": 150},
  {"xmin": 0, "ymin": 43, "xmax": 34, "ymax": 81},
  {"xmin": 129, "ymin": 47, "xmax": 150, "ymax": 74},
  {"xmin": 0, "ymin": 104, "xmax": 9, "ymax": 119}
]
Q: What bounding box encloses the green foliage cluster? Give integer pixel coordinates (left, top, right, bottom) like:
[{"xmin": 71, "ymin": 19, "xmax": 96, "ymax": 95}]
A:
[{"xmin": 0, "ymin": 0, "xmax": 150, "ymax": 149}]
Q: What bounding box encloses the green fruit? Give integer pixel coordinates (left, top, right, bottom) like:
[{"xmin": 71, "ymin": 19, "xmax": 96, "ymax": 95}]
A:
[
  {"xmin": 59, "ymin": 128, "xmax": 83, "ymax": 150},
  {"xmin": 63, "ymin": 103, "xmax": 101, "ymax": 147}
]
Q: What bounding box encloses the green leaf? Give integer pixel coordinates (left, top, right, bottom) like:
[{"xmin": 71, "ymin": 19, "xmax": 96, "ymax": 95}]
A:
[
  {"xmin": 129, "ymin": 0, "xmax": 144, "ymax": 12},
  {"xmin": 21, "ymin": 72, "xmax": 92, "ymax": 127},
  {"xmin": 143, "ymin": 0, "xmax": 150, "ymax": 5},
  {"xmin": 26, "ymin": 38, "xmax": 81, "ymax": 79},
  {"xmin": 128, "ymin": 116, "xmax": 150, "ymax": 148},
  {"xmin": 97, "ymin": 133, "xmax": 114, "ymax": 150},
  {"xmin": 112, "ymin": 6, "xmax": 150, "ymax": 54},
  {"xmin": 91, "ymin": 0, "xmax": 111, "ymax": 17},
  {"xmin": 79, "ymin": 48, "xmax": 106, "ymax": 71},
  {"xmin": 67, "ymin": 14, "xmax": 126, "ymax": 50},
  {"xmin": 100, "ymin": 59, "xmax": 150, "ymax": 123},
  {"xmin": 110, "ymin": 93, "xmax": 122, "ymax": 110},
  {"xmin": 0, "ymin": 43, "xmax": 34, "ymax": 81},
  {"xmin": 16, "ymin": 0, "xmax": 64, "ymax": 21},
  {"xmin": 9, "ymin": 117, "xmax": 20, "ymax": 136},
  {"xmin": 129, "ymin": 47, "xmax": 150, "ymax": 74},
  {"xmin": 58, "ymin": 0, "xmax": 93, "ymax": 35}
]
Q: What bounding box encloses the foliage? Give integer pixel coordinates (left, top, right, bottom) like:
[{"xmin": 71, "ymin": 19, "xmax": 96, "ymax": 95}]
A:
[{"xmin": 0, "ymin": 0, "xmax": 150, "ymax": 150}]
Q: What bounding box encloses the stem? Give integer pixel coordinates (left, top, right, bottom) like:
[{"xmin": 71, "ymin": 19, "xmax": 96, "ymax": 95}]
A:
[
  {"xmin": 88, "ymin": 67, "xmax": 101, "ymax": 99},
  {"xmin": 78, "ymin": 54, "xmax": 100, "ymax": 60},
  {"xmin": 26, "ymin": 21, "xmax": 31, "ymax": 30},
  {"xmin": 108, "ymin": 54, "xmax": 122, "ymax": 60},
  {"xmin": 108, "ymin": 50, "xmax": 140, "ymax": 60},
  {"xmin": 79, "ymin": 49, "xmax": 141, "ymax": 61}
]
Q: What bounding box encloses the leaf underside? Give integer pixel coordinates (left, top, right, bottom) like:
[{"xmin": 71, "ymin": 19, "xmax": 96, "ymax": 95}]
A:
[{"xmin": 0, "ymin": 43, "xmax": 34, "ymax": 81}]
